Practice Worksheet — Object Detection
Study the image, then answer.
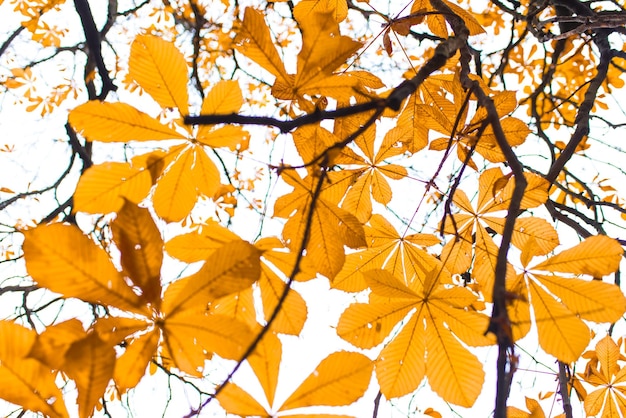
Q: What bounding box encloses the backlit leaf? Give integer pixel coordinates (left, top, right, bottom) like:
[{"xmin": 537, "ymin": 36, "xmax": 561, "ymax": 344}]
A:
[
  {"xmin": 23, "ymin": 224, "xmax": 146, "ymax": 314},
  {"xmin": 162, "ymin": 239, "xmax": 261, "ymax": 316},
  {"xmin": 111, "ymin": 201, "xmax": 163, "ymax": 306},
  {"xmin": 69, "ymin": 101, "xmax": 185, "ymax": 142},
  {"xmin": 0, "ymin": 321, "xmax": 68, "ymax": 418},
  {"xmin": 532, "ymin": 235, "xmax": 623, "ymax": 277},
  {"xmin": 63, "ymin": 333, "xmax": 116, "ymax": 418},
  {"xmin": 114, "ymin": 328, "xmax": 159, "ymax": 391},
  {"xmin": 74, "ymin": 161, "xmax": 152, "ymax": 214},
  {"xmin": 281, "ymin": 351, "xmax": 373, "ymax": 410},
  {"xmin": 130, "ymin": 35, "xmax": 189, "ymax": 115}
]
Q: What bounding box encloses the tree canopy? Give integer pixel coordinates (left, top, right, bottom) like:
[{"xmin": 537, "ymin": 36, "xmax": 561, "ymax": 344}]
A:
[{"xmin": 2, "ymin": 0, "xmax": 626, "ymax": 416}]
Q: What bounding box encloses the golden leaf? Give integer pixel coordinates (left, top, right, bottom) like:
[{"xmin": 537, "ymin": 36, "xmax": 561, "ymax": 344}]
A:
[
  {"xmin": 69, "ymin": 101, "xmax": 186, "ymax": 142},
  {"xmin": 129, "ymin": 35, "xmax": 189, "ymax": 115},
  {"xmin": 294, "ymin": 0, "xmax": 348, "ymax": 23},
  {"xmin": 73, "ymin": 161, "xmax": 152, "ymax": 214},
  {"xmin": 63, "ymin": 333, "xmax": 116, "ymax": 418},
  {"xmin": 234, "ymin": 8, "xmax": 290, "ymax": 83},
  {"xmin": 216, "ymin": 382, "xmax": 269, "ymax": 417},
  {"xmin": 281, "ymin": 351, "xmax": 373, "ymax": 410},
  {"xmin": 532, "ymin": 235, "xmax": 623, "ymax": 277},
  {"xmin": 23, "ymin": 224, "xmax": 146, "ymax": 314},
  {"xmin": 0, "ymin": 321, "xmax": 69, "ymax": 418},
  {"xmin": 29, "ymin": 319, "xmax": 85, "ymax": 370},
  {"xmin": 111, "ymin": 201, "xmax": 163, "ymax": 307},
  {"xmin": 114, "ymin": 328, "xmax": 159, "ymax": 391},
  {"xmin": 162, "ymin": 239, "xmax": 261, "ymax": 316}
]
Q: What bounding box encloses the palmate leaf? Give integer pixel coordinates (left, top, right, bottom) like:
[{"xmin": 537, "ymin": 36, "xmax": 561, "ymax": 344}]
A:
[
  {"xmin": 0, "ymin": 321, "xmax": 69, "ymax": 418},
  {"xmin": 236, "ymin": 7, "xmax": 362, "ymax": 103},
  {"xmin": 22, "ymin": 223, "xmax": 147, "ymax": 315},
  {"xmin": 510, "ymin": 236, "xmax": 626, "ymax": 363},
  {"xmin": 333, "ymin": 214, "xmax": 440, "ymax": 292},
  {"xmin": 337, "ymin": 269, "xmax": 492, "ymax": 405},
  {"xmin": 580, "ymin": 336, "xmax": 626, "ymax": 418}
]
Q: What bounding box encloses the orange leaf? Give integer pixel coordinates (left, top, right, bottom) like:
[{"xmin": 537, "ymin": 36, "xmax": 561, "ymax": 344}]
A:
[
  {"xmin": 111, "ymin": 201, "xmax": 163, "ymax": 306},
  {"xmin": 63, "ymin": 333, "xmax": 116, "ymax": 418},
  {"xmin": 129, "ymin": 35, "xmax": 189, "ymax": 115},
  {"xmin": 23, "ymin": 224, "xmax": 146, "ymax": 314},
  {"xmin": 69, "ymin": 101, "xmax": 186, "ymax": 142},
  {"xmin": 281, "ymin": 351, "xmax": 373, "ymax": 410}
]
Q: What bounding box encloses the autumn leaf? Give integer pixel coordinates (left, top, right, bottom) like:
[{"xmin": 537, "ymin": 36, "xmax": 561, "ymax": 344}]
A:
[
  {"xmin": 509, "ymin": 236, "xmax": 626, "ymax": 362},
  {"xmin": 129, "ymin": 34, "xmax": 189, "ymax": 116},
  {"xmin": 236, "ymin": 7, "xmax": 362, "ymax": 106},
  {"xmin": 111, "ymin": 200, "xmax": 163, "ymax": 307},
  {"xmin": 218, "ymin": 336, "xmax": 373, "ymax": 416},
  {"xmin": 0, "ymin": 321, "xmax": 69, "ymax": 418},
  {"xmin": 161, "ymin": 239, "xmax": 262, "ymax": 316},
  {"xmin": 22, "ymin": 223, "xmax": 147, "ymax": 315},
  {"xmin": 63, "ymin": 333, "xmax": 116, "ymax": 418},
  {"xmin": 333, "ymin": 213, "xmax": 440, "ymax": 292},
  {"xmin": 337, "ymin": 268, "xmax": 493, "ymax": 405},
  {"xmin": 274, "ymin": 170, "xmax": 366, "ymax": 279},
  {"xmin": 580, "ymin": 335, "xmax": 626, "ymax": 417}
]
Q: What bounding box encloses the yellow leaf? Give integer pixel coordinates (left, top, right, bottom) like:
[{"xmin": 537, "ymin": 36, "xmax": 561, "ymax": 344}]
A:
[
  {"xmin": 425, "ymin": 317, "xmax": 484, "ymax": 407},
  {"xmin": 248, "ymin": 331, "xmax": 282, "ymax": 406},
  {"xmin": 363, "ymin": 269, "xmax": 420, "ymax": 299},
  {"xmin": 162, "ymin": 239, "xmax": 261, "ymax": 316},
  {"xmin": 192, "ymin": 145, "xmax": 221, "ymax": 198},
  {"xmin": 197, "ymin": 125, "xmax": 249, "ymax": 150},
  {"xmin": 165, "ymin": 220, "xmax": 240, "ymax": 262},
  {"xmin": 234, "ymin": 8, "xmax": 290, "ymax": 83},
  {"xmin": 129, "ymin": 35, "xmax": 189, "ymax": 115},
  {"xmin": 294, "ymin": 0, "xmax": 348, "ymax": 23},
  {"xmin": 259, "ymin": 266, "xmax": 308, "ymax": 335},
  {"xmin": 23, "ymin": 224, "xmax": 146, "ymax": 314},
  {"xmin": 529, "ymin": 279, "xmax": 590, "ymax": 363},
  {"xmin": 483, "ymin": 216, "xmax": 560, "ymax": 258},
  {"xmin": 69, "ymin": 101, "xmax": 186, "ymax": 142},
  {"xmin": 94, "ymin": 317, "xmax": 152, "ymax": 346},
  {"xmin": 211, "ymin": 288, "xmax": 258, "ymax": 329},
  {"xmin": 29, "ymin": 319, "xmax": 86, "ymax": 370},
  {"xmin": 74, "ymin": 161, "xmax": 152, "ymax": 214},
  {"xmin": 0, "ymin": 321, "xmax": 69, "ymax": 418},
  {"xmin": 534, "ymin": 273, "xmax": 626, "ymax": 323},
  {"xmin": 531, "ymin": 235, "xmax": 623, "ymax": 277},
  {"xmin": 281, "ymin": 351, "xmax": 373, "ymax": 410},
  {"xmin": 337, "ymin": 301, "xmax": 415, "ymax": 349},
  {"xmin": 63, "ymin": 333, "xmax": 116, "ymax": 418},
  {"xmin": 111, "ymin": 201, "xmax": 163, "ymax": 307},
  {"xmin": 114, "ymin": 328, "xmax": 159, "ymax": 391},
  {"xmin": 216, "ymin": 382, "xmax": 269, "ymax": 417},
  {"xmin": 163, "ymin": 312, "xmax": 253, "ymax": 364},
  {"xmin": 200, "ymin": 80, "xmax": 243, "ymax": 115},
  {"xmin": 152, "ymin": 146, "xmax": 197, "ymax": 222},
  {"xmin": 376, "ymin": 314, "xmax": 426, "ymax": 398}
]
